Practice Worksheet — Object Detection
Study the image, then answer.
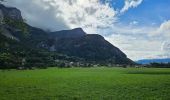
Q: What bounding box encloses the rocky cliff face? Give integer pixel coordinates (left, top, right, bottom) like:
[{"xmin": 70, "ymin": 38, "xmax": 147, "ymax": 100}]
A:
[
  {"xmin": 0, "ymin": 4, "xmax": 23, "ymax": 21},
  {"xmin": 0, "ymin": 4, "xmax": 26, "ymax": 41}
]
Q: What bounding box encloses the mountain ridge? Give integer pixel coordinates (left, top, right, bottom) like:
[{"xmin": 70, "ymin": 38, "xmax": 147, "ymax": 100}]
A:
[{"xmin": 0, "ymin": 4, "xmax": 134, "ymax": 68}]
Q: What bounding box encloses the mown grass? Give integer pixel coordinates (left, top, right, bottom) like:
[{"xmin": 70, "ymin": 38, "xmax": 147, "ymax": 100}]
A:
[{"xmin": 0, "ymin": 67, "xmax": 170, "ymax": 100}]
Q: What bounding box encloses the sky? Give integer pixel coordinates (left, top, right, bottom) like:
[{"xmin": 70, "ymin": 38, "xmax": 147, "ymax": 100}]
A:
[{"xmin": 3, "ymin": 0, "xmax": 170, "ymax": 60}]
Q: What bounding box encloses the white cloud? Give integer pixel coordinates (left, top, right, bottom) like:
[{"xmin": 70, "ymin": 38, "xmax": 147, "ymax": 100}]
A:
[
  {"xmin": 130, "ymin": 21, "xmax": 138, "ymax": 26},
  {"xmin": 105, "ymin": 22, "xmax": 170, "ymax": 60},
  {"xmin": 151, "ymin": 20, "xmax": 170, "ymax": 37},
  {"xmin": 50, "ymin": 0, "xmax": 117, "ymax": 34},
  {"xmin": 5, "ymin": 0, "xmax": 69, "ymax": 30},
  {"xmin": 121, "ymin": 0, "xmax": 143, "ymax": 13},
  {"xmin": 105, "ymin": 31, "xmax": 164, "ymax": 60},
  {"xmin": 4, "ymin": 0, "xmax": 70, "ymax": 31},
  {"xmin": 161, "ymin": 41, "xmax": 170, "ymax": 57},
  {"xmin": 149, "ymin": 20, "xmax": 170, "ymax": 58},
  {"xmin": 4, "ymin": 0, "xmax": 117, "ymax": 33},
  {"xmin": 162, "ymin": 41, "xmax": 170, "ymax": 52}
]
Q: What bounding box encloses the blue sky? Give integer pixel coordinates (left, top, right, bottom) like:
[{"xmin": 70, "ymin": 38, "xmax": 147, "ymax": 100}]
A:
[
  {"xmin": 100, "ymin": 0, "xmax": 170, "ymax": 26},
  {"xmin": 4, "ymin": 0, "xmax": 170, "ymax": 60},
  {"xmin": 118, "ymin": 0, "xmax": 170, "ymax": 26}
]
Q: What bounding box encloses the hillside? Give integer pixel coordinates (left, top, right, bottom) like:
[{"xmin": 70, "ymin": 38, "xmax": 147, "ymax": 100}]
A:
[{"xmin": 0, "ymin": 4, "xmax": 134, "ymax": 69}]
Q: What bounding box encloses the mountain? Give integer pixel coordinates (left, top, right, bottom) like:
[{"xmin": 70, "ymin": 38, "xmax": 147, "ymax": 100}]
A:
[
  {"xmin": 48, "ymin": 29, "xmax": 133, "ymax": 64},
  {"xmin": 0, "ymin": 4, "xmax": 134, "ymax": 69},
  {"xmin": 137, "ymin": 58, "xmax": 170, "ymax": 64}
]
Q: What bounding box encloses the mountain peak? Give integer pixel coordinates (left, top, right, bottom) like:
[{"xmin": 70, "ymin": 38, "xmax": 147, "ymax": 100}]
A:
[
  {"xmin": 51, "ymin": 28, "xmax": 86, "ymax": 38},
  {"xmin": 69, "ymin": 27, "xmax": 86, "ymax": 35}
]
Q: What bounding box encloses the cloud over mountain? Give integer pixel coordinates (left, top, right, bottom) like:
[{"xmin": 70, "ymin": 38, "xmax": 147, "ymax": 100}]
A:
[
  {"xmin": 4, "ymin": 0, "xmax": 144, "ymax": 33},
  {"xmin": 4, "ymin": 0, "xmax": 117, "ymax": 33}
]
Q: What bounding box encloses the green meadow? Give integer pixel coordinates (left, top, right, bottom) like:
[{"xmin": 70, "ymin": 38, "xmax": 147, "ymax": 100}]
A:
[{"xmin": 0, "ymin": 67, "xmax": 170, "ymax": 100}]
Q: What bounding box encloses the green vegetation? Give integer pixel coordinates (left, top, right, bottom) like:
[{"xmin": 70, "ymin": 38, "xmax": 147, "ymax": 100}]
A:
[
  {"xmin": 3, "ymin": 17, "xmax": 29, "ymax": 35},
  {"xmin": 0, "ymin": 67, "xmax": 170, "ymax": 100}
]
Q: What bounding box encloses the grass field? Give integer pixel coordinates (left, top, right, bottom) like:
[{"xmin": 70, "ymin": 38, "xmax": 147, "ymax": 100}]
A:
[{"xmin": 0, "ymin": 67, "xmax": 170, "ymax": 100}]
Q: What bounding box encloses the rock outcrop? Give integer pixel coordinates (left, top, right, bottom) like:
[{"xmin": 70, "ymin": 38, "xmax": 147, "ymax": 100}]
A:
[{"xmin": 0, "ymin": 4, "xmax": 23, "ymax": 21}]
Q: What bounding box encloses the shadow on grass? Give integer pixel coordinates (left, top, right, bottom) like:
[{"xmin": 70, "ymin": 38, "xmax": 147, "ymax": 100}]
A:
[{"xmin": 127, "ymin": 71, "xmax": 170, "ymax": 75}]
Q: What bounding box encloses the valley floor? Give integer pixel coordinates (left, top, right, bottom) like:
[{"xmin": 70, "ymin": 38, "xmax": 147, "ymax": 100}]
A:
[{"xmin": 0, "ymin": 67, "xmax": 170, "ymax": 100}]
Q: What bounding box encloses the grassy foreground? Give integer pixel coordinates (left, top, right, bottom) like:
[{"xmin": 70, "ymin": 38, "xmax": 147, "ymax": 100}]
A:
[{"xmin": 0, "ymin": 67, "xmax": 170, "ymax": 100}]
